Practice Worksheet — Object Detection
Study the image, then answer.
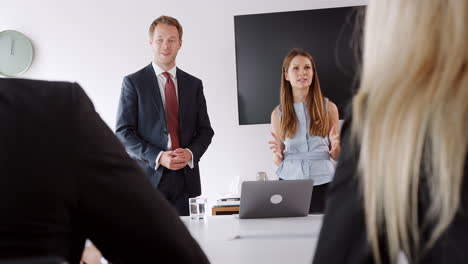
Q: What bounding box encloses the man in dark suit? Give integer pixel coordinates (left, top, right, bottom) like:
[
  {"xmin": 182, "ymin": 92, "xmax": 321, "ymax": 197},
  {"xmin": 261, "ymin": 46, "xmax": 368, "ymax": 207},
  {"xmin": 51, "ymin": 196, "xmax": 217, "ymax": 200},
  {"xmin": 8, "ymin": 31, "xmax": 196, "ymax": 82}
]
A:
[
  {"xmin": 116, "ymin": 15, "xmax": 214, "ymax": 216},
  {"xmin": 0, "ymin": 78, "xmax": 209, "ymax": 263}
]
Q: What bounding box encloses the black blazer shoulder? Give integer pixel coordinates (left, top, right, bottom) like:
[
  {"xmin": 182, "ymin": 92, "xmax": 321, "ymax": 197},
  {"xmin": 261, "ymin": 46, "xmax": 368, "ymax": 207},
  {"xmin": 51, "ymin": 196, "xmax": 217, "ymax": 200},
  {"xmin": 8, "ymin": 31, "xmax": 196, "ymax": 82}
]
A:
[
  {"xmin": 0, "ymin": 78, "xmax": 209, "ymax": 263},
  {"xmin": 127, "ymin": 64, "xmax": 150, "ymax": 77},
  {"xmin": 176, "ymin": 67, "xmax": 202, "ymax": 83},
  {"xmin": 123, "ymin": 64, "xmax": 156, "ymax": 87}
]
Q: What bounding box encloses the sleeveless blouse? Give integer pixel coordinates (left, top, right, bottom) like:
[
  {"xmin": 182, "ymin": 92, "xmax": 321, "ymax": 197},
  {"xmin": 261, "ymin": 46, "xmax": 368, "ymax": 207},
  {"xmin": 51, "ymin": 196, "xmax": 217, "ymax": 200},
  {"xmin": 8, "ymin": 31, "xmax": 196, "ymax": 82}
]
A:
[{"xmin": 276, "ymin": 99, "xmax": 335, "ymax": 185}]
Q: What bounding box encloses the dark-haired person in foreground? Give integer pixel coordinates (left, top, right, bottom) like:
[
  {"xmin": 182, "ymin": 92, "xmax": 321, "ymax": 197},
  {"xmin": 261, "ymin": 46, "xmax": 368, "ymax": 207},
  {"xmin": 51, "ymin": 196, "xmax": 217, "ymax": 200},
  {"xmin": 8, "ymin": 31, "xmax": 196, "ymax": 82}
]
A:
[{"xmin": 0, "ymin": 78, "xmax": 209, "ymax": 264}]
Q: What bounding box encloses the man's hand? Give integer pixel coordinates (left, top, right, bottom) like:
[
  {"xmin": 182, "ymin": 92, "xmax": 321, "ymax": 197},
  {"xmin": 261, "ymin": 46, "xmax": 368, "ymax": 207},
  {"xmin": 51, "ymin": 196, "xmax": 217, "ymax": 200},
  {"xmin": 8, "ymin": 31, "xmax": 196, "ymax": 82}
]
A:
[
  {"xmin": 173, "ymin": 148, "xmax": 192, "ymax": 164},
  {"xmin": 159, "ymin": 149, "xmax": 192, "ymax": 170},
  {"xmin": 159, "ymin": 150, "xmax": 188, "ymax": 170}
]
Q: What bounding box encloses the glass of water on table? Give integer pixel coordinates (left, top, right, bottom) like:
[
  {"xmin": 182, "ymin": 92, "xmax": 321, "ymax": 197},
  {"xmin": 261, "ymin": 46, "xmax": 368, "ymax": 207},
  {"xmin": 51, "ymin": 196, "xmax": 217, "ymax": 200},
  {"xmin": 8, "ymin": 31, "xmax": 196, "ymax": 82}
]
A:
[{"xmin": 189, "ymin": 196, "xmax": 206, "ymax": 219}]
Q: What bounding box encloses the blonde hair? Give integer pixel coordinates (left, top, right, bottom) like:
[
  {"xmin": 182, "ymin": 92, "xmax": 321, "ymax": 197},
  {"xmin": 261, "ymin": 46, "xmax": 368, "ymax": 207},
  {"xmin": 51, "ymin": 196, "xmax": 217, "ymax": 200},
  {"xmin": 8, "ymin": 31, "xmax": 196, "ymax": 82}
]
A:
[
  {"xmin": 352, "ymin": 0, "xmax": 468, "ymax": 263},
  {"xmin": 279, "ymin": 48, "xmax": 329, "ymax": 140}
]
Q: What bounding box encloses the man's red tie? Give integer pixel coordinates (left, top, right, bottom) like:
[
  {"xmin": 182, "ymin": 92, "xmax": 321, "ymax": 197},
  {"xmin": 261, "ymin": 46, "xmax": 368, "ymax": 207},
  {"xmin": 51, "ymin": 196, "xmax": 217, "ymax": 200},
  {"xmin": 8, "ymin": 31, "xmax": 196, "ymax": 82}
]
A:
[{"xmin": 162, "ymin": 72, "xmax": 180, "ymax": 150}]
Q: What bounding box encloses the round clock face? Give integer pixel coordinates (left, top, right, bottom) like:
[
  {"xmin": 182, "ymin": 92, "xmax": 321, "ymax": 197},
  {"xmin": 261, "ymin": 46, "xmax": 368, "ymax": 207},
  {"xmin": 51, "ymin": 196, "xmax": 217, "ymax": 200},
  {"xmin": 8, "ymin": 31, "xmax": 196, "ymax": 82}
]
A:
[{"xmin": 0, "ymin": 30, "xmax": 34, "ymax": 76}]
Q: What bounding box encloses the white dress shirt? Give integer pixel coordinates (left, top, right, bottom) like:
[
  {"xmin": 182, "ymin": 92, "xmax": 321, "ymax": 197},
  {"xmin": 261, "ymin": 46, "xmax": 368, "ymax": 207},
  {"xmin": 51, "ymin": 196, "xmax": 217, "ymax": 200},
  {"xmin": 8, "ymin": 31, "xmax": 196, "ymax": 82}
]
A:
[{"xmin": 152, "ymin": 62, "xmax": 194, "ymax": 170}]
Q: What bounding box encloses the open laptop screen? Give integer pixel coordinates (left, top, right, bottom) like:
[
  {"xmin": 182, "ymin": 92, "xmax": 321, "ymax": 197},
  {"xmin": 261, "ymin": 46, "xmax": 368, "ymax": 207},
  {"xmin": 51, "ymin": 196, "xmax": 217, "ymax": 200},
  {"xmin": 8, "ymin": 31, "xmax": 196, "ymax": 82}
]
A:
[{"xmin": 239, "ymin": 180, "xmax": 314, "ymax": 219}]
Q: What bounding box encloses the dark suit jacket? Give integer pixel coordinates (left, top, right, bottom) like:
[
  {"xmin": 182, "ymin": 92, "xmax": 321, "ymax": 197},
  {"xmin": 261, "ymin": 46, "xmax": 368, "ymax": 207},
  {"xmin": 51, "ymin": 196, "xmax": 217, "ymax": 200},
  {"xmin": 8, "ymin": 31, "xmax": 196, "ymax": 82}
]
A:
[
  {"xmin": 313, "ymin": 113, "xmax": 468, "ymax": 263},
  {"xmin": 115, "ymin": 64, "xmax": 214, "ymax": 197},
  {"xmin": 0, "ymin": 78, "xmax": 209, "ymax": 264}
]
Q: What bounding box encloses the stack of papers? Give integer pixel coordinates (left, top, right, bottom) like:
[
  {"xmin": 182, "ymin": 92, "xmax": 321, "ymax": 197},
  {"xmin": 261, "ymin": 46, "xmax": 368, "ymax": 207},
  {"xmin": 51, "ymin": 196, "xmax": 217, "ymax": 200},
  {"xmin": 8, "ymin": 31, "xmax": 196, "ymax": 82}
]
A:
[{"xmin": 214, "ymin": 198, "xmax": 240, "ymax": 207}]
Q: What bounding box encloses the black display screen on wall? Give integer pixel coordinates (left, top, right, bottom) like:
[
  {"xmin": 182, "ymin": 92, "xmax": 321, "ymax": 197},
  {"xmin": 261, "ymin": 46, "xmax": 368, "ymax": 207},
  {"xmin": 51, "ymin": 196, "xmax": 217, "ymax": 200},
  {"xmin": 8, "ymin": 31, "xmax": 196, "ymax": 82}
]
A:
[{"xmin": 234, "ymin": 6, "xmax": 364, "ymax": 125}]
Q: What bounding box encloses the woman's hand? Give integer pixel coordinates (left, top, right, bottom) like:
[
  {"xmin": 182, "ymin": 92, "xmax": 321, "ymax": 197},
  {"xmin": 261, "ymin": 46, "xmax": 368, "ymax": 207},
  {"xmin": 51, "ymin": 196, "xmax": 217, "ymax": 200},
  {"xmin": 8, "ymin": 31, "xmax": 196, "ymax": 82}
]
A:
[{"xmin": 268, "ymin": 132, "xmax": 285, "ymax": 159}]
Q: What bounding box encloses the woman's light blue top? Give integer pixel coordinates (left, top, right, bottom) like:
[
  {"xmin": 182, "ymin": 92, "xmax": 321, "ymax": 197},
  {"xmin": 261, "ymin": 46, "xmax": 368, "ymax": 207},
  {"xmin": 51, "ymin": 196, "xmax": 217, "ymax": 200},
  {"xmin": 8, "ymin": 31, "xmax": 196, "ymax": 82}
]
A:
[{"xmin": 276, "ymin": 99, "xmax": 335, "ymax": 186}]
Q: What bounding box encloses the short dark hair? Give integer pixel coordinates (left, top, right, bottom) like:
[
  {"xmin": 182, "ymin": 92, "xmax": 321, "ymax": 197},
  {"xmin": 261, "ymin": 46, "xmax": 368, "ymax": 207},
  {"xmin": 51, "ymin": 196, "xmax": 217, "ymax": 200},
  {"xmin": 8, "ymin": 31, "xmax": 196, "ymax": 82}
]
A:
[{"xmin": 149, "ymin": 15, "xmax": 183, "ymax": 40}]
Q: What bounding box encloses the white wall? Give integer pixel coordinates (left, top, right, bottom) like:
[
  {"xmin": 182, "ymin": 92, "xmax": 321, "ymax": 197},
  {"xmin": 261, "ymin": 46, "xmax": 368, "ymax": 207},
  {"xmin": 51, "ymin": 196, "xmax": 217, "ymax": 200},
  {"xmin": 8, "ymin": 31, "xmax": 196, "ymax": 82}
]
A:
[{"xmin": 1, "ymin": 0, "xmax": 366, "ymax": 205}]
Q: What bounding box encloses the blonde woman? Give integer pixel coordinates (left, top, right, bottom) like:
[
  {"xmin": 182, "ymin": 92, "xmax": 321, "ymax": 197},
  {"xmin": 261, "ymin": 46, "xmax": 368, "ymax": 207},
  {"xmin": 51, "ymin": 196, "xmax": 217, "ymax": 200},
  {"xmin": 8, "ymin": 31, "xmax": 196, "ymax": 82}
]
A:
[
  {"xmin": 313, "ymin": 0, "xmax": 468, "ymax": 263},
  {"xmin": 269, "ymin": 48, "xmax": 341, "ymax": 214}
]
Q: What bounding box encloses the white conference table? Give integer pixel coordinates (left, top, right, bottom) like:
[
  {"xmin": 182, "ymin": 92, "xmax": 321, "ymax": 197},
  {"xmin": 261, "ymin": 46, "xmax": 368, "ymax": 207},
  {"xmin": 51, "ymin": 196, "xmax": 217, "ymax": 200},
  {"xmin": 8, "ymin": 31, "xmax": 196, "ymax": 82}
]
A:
[{"xmin": 181, "ymin": 214, "xmax": 323, "ymax": 264}]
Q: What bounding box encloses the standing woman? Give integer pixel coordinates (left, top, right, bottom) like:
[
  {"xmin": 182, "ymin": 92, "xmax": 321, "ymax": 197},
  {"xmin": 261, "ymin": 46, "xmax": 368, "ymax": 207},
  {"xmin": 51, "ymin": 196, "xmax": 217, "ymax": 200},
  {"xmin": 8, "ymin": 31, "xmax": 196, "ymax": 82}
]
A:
[
  {"xmin": 269, "ymin": 48, "xmax": 341, "ymax": 214},
  {"xmin": 313, "ymin": 0, "xmax": 468, "ymax": 263}
]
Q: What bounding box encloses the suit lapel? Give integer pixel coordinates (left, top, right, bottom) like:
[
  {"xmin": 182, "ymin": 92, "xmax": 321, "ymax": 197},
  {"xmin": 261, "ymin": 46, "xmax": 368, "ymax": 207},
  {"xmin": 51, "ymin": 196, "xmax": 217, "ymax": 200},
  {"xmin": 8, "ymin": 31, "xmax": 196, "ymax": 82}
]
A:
[
  {"xmin": 144, "ymin": 63, "xmax": 167, "ymax": 126},
  {"xmin": 176, "ymin": 68, "xmax": 187, "ymax": 132}
]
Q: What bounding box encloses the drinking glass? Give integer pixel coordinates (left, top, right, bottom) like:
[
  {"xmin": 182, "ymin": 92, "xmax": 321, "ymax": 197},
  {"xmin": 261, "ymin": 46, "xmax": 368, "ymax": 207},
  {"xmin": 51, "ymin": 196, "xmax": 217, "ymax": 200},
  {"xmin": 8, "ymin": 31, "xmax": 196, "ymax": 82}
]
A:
[{"xmin": 189, "ymin": 197, "xmax": 206, "ymax": 219}]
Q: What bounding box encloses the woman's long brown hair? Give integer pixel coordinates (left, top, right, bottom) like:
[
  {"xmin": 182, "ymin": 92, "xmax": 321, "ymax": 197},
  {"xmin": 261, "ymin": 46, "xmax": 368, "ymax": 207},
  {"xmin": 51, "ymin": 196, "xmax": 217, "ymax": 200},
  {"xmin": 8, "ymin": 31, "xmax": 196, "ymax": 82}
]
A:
[{"xmin": 279, "ymin": 48, "xmax": 329, "ymax": 140}]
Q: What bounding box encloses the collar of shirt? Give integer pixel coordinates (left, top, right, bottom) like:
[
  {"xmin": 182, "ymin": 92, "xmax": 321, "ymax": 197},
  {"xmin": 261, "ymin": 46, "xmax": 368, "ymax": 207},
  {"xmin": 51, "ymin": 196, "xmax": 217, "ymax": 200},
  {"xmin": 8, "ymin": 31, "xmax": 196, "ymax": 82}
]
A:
[
  {"xmin": 151, "ymin": 62, "xmax": 177, "ymax": 80},
  {"xmin": 151, "ymin": 61, "xmax": 179, "ymax": 104}
]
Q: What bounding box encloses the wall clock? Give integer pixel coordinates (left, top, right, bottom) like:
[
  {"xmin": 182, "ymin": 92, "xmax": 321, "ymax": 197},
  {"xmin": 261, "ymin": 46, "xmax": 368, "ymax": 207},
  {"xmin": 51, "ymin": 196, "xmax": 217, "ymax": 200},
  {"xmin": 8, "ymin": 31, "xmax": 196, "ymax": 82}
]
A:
[{"xmin": 0, "ymin": 30, "xmax": 34, "ymax": 76}]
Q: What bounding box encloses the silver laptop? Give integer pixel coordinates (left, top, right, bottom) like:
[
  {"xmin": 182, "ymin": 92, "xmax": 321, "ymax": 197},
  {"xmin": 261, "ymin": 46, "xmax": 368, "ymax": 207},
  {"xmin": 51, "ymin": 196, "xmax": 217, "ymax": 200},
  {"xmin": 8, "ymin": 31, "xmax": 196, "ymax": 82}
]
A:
[{"xmin": 239, "ymin": 179, "xmax": 314, "ymax": 219}]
